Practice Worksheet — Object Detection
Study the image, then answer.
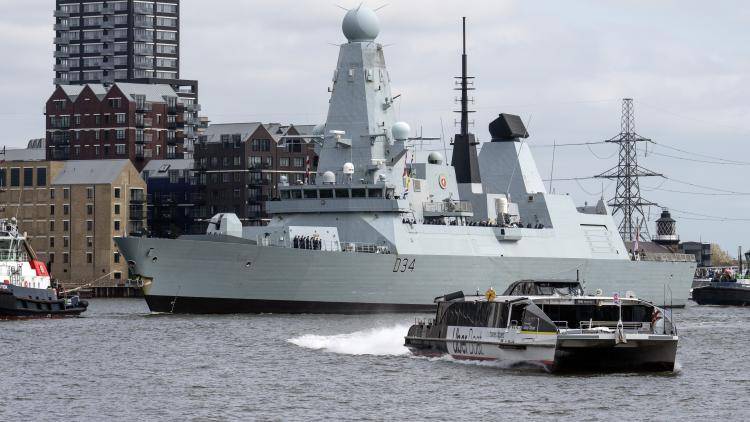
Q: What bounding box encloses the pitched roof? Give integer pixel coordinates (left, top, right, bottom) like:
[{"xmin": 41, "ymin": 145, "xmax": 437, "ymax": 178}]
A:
[
  {"xmin": 113, "ymin": 82, "xmax": 179, "ymax": 103},
  {"xmin": 201, "ymin": 122, "xmax": 263, "ymax": 143},
  {"xmin": 141, "ymin": 159, "xmax": 194, "ymax": 179},
  {"xmin": 3, "ymin": 148, "xmax": 46, "ymax": 162},
  {"xmin": 51, "ymin": 160, "xmax": 132, "ymax": 185}
]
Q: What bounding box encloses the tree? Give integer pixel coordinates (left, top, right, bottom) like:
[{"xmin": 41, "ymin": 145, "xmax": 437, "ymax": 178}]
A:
[{"xmin": 711, "ymin": 243, "xmax": 734, "ymax": 266}]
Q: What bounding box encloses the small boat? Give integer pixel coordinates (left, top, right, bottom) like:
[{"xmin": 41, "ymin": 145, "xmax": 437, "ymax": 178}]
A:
[
  {"xmin": 692, "ymin": 278, "xmax": 750, "ymax": 306},
  {"xmin": 404, "ymin": 280, "xmax": 678, "ymax": 372},
  {"xmin": 0, "ymin": 218, "xmax": 87, "ymax": 319}
]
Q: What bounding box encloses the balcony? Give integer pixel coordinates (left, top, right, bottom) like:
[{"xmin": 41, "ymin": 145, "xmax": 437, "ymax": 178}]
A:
[
  {"xmin": 134, "ymin": 4, "xmax": 153, "ymax": 14},
  {"xmin": 101, "ymin": 20, "xmax": 114, "ymax": 29},
  {"xmin": 102, "ymin": 75, "xmax": 115, "ymax": 84},
  {"xmin": 135, "ymin": 61, "xmax": 153, "ymax": 70},
  {"xmin": 135, "ymin": 116, "xmax": 153, "ymax": 128},
  {"xmin": 129, "ymin": 210, "xmax": 146, "ymax": 220},
  {"xmin": 54, "ymin": 10, "xmax": 70, "ymax": 18},
  {"xmin": 102, "ymin": 45, "xmax": 115, "ymax": 55},
  {"xmin": 185, "ymin": 103, "xmax": 201, "ymax": 112},
  {"xmin": 130, "ymin": 193, "xmax": 146, "ymax": 204},
  {"xmin": 135, "ymin": 102, "xmax": 151, "ymax": 112},
  {"xmin": 53, "ymin": 77, "xmax": 69, "ymax": 85},
  {"xmin": 134, "ymin": 32, "xmax": 151, "ymax": 42},
  {"xmin": 100, "ymin": 61, "xmax": 114, "ymax": 70},
  {"xmin": 101, "ymin": 34, "xmax": 115, "ymax": 43},
  {"xmin": 134, "ymin": 18, "xmax": 153, "ymax": 29},
  {"xmin": 53, "ymin": 50, "xmax": 69, "ymax": 58},
  {"xmin": 101, "ymin": 5, "xmax": 114, "ymax": 14},
  {"xmin": 54, "ymin": 23, "xmax": 70, "ymax": 31},
  {"xmin": 54, "ymin": 37, "xmax": 69, "ymax": 44},
  {"xmin": 53, "ymin": 63, "xmax": 70, "ymax": 72}
]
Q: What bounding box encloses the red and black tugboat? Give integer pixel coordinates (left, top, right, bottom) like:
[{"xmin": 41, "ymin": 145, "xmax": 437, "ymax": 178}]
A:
[{"xmin": 0, "ymin": 218, "xmax": 87, "ymax": 319}]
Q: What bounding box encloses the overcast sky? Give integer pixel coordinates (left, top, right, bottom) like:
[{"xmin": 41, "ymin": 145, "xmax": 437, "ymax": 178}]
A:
[{"xmin": 1, "ymin": 0, "xmax": 749, "ymax": 253}]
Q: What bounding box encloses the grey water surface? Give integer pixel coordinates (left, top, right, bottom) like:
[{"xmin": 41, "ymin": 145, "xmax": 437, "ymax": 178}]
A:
[{"xmin": 1, "ymin": 299, "xmax": 748, "ymax": 421}]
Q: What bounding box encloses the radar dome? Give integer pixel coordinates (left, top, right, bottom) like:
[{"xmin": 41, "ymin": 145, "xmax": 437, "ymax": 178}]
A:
[
  {"xmin": 343, "ymin": 162, "xmax": 355, "ymax": 174},
  {"xmin": 391, "ymin": 121, "xmax": 411, "ymax": 141},
  {"xmin": 427, "ymin": 151, "xmax": 444, "ymax": 164},
  {"xmin": 342, "ymin": 6, "xmax": 380, "ymax": 42},
  {"xmin": 312, "ymin": 124, "xmax": 325, "ymax": 136},
  {"xmin": 321, "ymin": 171, "xmax": 336, "ymax": 184}
]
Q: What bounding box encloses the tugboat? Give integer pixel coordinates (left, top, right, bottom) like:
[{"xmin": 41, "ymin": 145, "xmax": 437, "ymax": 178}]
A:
[
  {"xmin": 405, "ymin": 280, "xmax": 678, "ymax": 372},
  {"xmin": 0, "ymin": 218, "xmax": 88, "ymax": 319},
  {"xmin": 692, "ymin": 269, "xmax": 750, "ymax": 306}
]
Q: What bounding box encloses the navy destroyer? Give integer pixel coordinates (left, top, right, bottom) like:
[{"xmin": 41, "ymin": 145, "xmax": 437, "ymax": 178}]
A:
[{"xmin": 115, "ymin": 7, "xmax": 695, "ymax": 313}]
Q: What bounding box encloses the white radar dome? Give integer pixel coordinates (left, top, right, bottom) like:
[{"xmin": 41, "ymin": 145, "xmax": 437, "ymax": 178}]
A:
[
  {"xmin": 322, "ymin": 170, "xmax": 336, "ymax": 184},
  {"xmin": 427, "ymin": 151, "xmax": 444, "ymax": 164},
  {"xmin": 343, "ymin": 162, "xmax": 355, "ymax": 174},
  {"xmin": 391, "ymin": 121, "xmax": 411, "ymax": 141},
  {"xmin": 342, "ymin": 6, "xmax": 380, "ymax": 42}
]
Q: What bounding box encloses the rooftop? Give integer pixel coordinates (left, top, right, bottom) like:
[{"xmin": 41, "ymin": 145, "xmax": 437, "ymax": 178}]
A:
[{"xmin": 52, "ymin": 160, "xmax": 132, "ymax": 185}]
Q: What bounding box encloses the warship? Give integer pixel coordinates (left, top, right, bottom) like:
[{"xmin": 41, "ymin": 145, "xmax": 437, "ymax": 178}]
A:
[{"xmin": 115, "ymin": 7, "xmax": 695, "ymax": 314}]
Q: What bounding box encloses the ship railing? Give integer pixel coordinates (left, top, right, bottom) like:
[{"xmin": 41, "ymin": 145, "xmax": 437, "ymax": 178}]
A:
[
  {"xmin": 256, "ymin": 236, "xmax": 391, "ymax": 254},
  {"xmin": 0, "ymin": 251, "xmax": 29, "ymax": 262},
  {"xmin": 578, "ymin": 320, "xmax": 649, "ymax": 332},
  {"xmin": 639, "ymin": 253, "xmax": 696, "ymax": 263},
  {"xmin": 423, "ymin": 200, "xmax": 473, "ymax": 214}
]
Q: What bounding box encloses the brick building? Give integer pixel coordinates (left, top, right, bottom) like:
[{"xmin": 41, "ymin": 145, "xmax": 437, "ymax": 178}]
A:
[
  {"xmin": 194, "ymin": 122, "xmax": 317, "ymax": 225},
  {"xmin": 0, "ymin": 154, "xmax": 146, "ymax": 288},
  {"xmin": 141, "ymin": 158, "xmax": 202, "ymax": 237},
  {"xmin": 45, "ymin": 82, "xmax": 201, "ymax": 170}
]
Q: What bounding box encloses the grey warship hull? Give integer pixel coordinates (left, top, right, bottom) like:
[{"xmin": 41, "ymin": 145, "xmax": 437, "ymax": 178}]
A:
[{"xmin": 116, "ymin": 236, "xmax": 694, "ymax": 313}]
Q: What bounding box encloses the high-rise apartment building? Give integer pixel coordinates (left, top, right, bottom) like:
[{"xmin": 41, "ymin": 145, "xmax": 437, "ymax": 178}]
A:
[{"xmin": 53, "ymin": 0, "xmax": 180, "ymax": 85}]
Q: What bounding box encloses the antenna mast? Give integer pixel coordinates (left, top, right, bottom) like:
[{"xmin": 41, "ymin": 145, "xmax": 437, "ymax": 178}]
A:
[
  {"xmin": 595, "ymin": 98, "xmax": 662, "ymax": 242},
  {"xmin": 450, "ymin": 17, "xmax": 481, "ymax": 184}
]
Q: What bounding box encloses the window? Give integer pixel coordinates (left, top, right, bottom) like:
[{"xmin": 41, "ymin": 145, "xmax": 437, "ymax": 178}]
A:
[
  {"xmin": 86, "ymin": 187, "xmax": 94, "ymax": 199},
  {"xmin": 0, "ymin": 169, "xmax": 5, "ymax": 186},
  {"xmin": 49, "ymin": 237, "xmax": 55, "ymax": 248},
  {"xmin": 50, "ymin": 188, "xmax": 55, "ymax": 199},
  {"xmin": 63, "ymin": 220, "xmax": 69, "ymax": 232},
  {"xmin": 63, "ymin": 204, "xmax": 69, "ymax": 215},
  {"xmin": 63, "ymin": 253, "xmax": 69, "ymax": 264},
  {"xmin": 114, "ymin": 204, "xmax": 120, "ymax": 215},
  {"xmin": 10, "ymin": 168, "xmax": 20, "ymax": 187},
  {"xmin": 63, "ymin": 188, "xmax": 69, "ymax": 199},
  {"xmin": 116, "ymin": 144, "xmax": 126, "ymax": 155},
  {"xmin": 251, "ymin": 139, "xmax": 271, "ymax": 152},
  {"xmin": 49, "ymin": 220, "xmax": 55, "ymax": 231},
  {"xmin": 114, "ymin": 220, "xmax": 120, "ymax": 231},
  {"xmin": 116, "ymin": 129, "xmax": 126, "ymax": 140},
  {"xmin": 49, "ymin": 252, "xmax": 55, "ymax": 263},
  {"xmin": 169, "ymin": 171, "xmax": 178, "ymax": 184},
  {"xmin": 87, "ymin": 204, "xmax": 93, "ymax": 215},
  {"xmin": 50, "ymin": 204, "xmax": 55, "ymax": 215},
  {"xmin": 36, "ymin": 168, "xmax": 47, "ymax": 186},
  {"xmin": 114, "ymin": 271, "xmax": 122, "ymax": 280},
  {"xmin": 109, "ymin": 98, "xmax": 121, "ymax": 109},
  {"xmin": 86, "ymin": 236, "xmax": 93, "ymax": 248},
  {"xmin": 293, "ymin": 157, "xmax": 304, "ymax": 168},
  {"xmin": 86, "ymin": 220, "xmax": 93, "ymax": 231},
  {"xmin": 63, "ymin": 237, "xmax": 69, "ymax": 247},
  {"xmin": 279, "ymin": 157, "xmax": 289, "ymax": 167},
  {"xmin": 114, "ymin": 187, "xmax": 120, "ymax": 198},
  {"xmin": 114, "ymin": 252, "xmax": 120, "ymax": 263},
  {"xmin": 86, "ymin": 253, "xmax": 93, "ymax": 264},
  {"xmin": 116, "ymin": 113, "xmax": 126, "ymax": 124}
]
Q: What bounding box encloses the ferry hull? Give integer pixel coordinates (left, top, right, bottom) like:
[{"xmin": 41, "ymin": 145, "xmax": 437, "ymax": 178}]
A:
[{"xmin": 117, "ymin": 237, "xmax": 695, "ymax": 314}]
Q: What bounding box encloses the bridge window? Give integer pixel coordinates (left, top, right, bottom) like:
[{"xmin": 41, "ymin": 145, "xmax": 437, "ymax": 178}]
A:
[
  {"xmin": 367, "ymin": 188, "xmax": 383, "ymax": 198},
  {"xmin": 351, "ymin": 188, "xmax": 366, "ymax": 198},
  {"xmin": 334, "ymin": 188, "xmax": 349, "ymax": 198},
  {"xmin": 319, "ymin": 189, "xmax": 333, "ymax": 198},
  {"xmin": 303, "ymin": 189, "xmax": 317, "ymax": 199},
  {"xmin": 290, "ymin": 189, "xmax": 302, "ymax": 199}
]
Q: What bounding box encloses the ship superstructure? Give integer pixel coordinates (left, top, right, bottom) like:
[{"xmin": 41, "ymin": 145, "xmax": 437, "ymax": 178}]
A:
[{"xmin": 115, "ymin": 7, "xmax": 695, "ymax": 313}]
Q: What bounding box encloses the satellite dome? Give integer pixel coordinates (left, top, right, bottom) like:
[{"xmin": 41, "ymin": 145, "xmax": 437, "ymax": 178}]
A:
[
  {"xmin": 343, "ymin": 162, "xmax": 355, "ymax": 174},
  {"xmin": 391, "ymin": 121, "xmax": 411, "ymax": 141},
  {"xmin": 312, "ymin": 124, "xmax": 325, "ymax": 136},
  {"xmin": 321, "ymin": 170, "xmax": 336, "ymax": 184},
  {"xmin": 342, "ymin": 6, "xmax": 380, "ymax": 42},
  {"xmin": 427, "ymin": 151, "xmax": 444, "ymax": 165}
]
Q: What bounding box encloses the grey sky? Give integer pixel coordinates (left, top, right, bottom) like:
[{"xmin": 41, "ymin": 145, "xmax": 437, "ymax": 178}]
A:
[{"xmin": 1, "ymin": 0, "xmax": 748, "ymax": 252}]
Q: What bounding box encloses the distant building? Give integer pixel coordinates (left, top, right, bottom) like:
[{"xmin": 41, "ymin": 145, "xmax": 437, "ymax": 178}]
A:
[
  {"xmin": 194, "ymin": 123, "xmax": 318, "ymax": 225},
  {"xmin": 53, "ymin": 0, "xmax": 180, "ymax": 85},
  {"xmin": 45, "ymin": 83, "xmax": 202, "ymax": 170},
  {"xmin": 0, "ymin": 156, "xmax": 146, "ymax": 288},
  {"xmin": 141, "ymin": 158, "xmax": 201, "ymax": 237},
  {"xmin": 653, "ymin": 208, "xmax": 679, "ymax": 247},
  {"xmin": 680, "ymin": 241, "xmax": 712, "ymax": 267}
]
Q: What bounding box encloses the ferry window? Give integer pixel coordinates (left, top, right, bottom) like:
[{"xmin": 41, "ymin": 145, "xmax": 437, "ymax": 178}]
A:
[
  {"xmin": 319, "ymin": 189, "xmax": 333, "ymax": 198},
  {"xmin": 303, "ymin": 189, "xmax": 317, "ymax": 199},
  {"xmin": 10, "ymin": 168, "xmax": 19, "ymax": 187},
  {"xmin": 443, "ymin": 302, "xmax": 493, "ymax": 326},
  {"xmin": 36, "ymin": 168, "xmax": 47, "ymax": 186},
  {"xmin": 488, "ymin": 303, "xmax": 507, "ymax": 328},
  {"xmin": 351, "ymin": 188, "xmax": 366, "ymax": 198},
  {"xmin": 521, "ymin": 304, "xmax": 557, "ymax": 333},
  {"xmin": 0, "ymin": 168, "xmax": 5, "ymax": 186},
  {"xmin": 291, "ymin": 190, "xmax": 302, "ymax": 199},
  {"xmin": 335, "ymin": 189, "xmax": 350, "ymax": 198},
  {"xmin": 280, "ymin": 190, "xmax": 291, "ymax": 200},
  {"xmin": 23, "ymin": 168, "xmax": 33, "ymax": 187},
  {"xmin": 367, "ymin": 188, "xmax": 383, "ymax": 198}
]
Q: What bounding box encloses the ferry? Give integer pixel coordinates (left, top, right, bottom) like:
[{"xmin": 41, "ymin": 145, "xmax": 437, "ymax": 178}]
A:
[
  {"xmin": 0, "ymin": 218, "xmax": 88, "ymax": 319},
  {"xmin": 404, "ymin": 280, "xmax": 678, "ymax": 372}
]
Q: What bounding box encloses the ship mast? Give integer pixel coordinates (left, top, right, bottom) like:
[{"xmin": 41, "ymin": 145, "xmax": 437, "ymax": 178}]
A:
[{"xmin": 451, "ymin": 17, "xmax": 481, "ymax": 185}]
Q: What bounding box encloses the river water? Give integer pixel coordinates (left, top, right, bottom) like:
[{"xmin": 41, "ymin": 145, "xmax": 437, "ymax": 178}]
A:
[{"xmin": 1, "ymin": 300, "xmax": 748, "ymax": 421}]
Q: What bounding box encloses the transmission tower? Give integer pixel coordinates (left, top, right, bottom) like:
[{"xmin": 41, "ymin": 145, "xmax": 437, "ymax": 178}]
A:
[{"xmin": 595, "ymin": 98, "xmax": 662, "ymax": 242}]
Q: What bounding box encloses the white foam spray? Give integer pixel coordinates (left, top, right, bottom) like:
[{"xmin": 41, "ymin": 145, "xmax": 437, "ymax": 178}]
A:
[{"xmin": 288, "ymin": 324, "xmax": 410, "ymax": 356}]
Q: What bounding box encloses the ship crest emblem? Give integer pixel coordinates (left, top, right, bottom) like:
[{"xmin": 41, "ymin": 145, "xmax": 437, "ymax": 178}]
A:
[{"xmin": 438, "ymin": 175, "xmax": 448, "ymax": 189}]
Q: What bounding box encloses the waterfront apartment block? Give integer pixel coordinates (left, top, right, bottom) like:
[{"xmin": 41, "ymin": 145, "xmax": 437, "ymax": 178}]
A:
[
  {"xmin": 194, "ymin": 123, "xmax": 318, "ymax": 225},
  {"xmin": 0, "ymin": 156, "xmax": 146, "ymax": 288},
  {"xmin": 141, "ymin": 158, "xmax": 202, "ymax": 237},
  {"xmin": 45, "ymin": 82, "xmax": 202, "ymax": 170},
  {"xmin": 53, "ymin": 0, "xmax": 180, "ymax": 85}
]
